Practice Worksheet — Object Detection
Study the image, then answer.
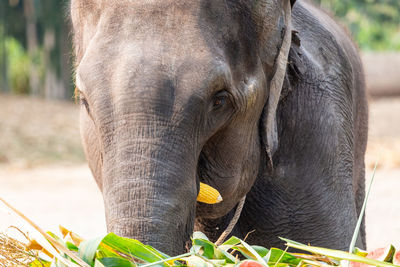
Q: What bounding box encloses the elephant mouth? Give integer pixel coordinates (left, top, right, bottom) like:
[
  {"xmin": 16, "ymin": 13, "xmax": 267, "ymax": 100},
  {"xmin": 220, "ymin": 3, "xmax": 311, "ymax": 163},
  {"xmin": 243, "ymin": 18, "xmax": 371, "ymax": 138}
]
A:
[
  {"xmin": 196, "ymin": 156, "xmax": 220, "ymax": 201},
  {"xmin": 194, "ymin": 151, "xmax": 249, "ymax": 221},
  {"xmin": 195, "ymin": 167, "xmax": 229, "ymax": 218}
]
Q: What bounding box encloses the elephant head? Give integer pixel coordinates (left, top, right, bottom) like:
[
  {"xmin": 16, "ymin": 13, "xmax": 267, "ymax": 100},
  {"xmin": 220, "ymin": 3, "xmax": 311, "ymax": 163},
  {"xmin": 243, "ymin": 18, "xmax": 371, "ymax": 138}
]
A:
[{"xmin": 71, "ymin": 0, "xmax": 295, "ymax": 255}]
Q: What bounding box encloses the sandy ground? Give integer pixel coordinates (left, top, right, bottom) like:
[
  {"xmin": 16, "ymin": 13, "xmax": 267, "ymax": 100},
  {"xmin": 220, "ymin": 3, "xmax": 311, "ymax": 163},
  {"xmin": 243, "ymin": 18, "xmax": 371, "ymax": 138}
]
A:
[
  {"xmin": 0, "ymin": 165, "xmax": 106, "ymax": 239},
  {"xmin": 365, "ymin": 167, "xmax": 400, "ymax": 249},
  {"xmin": 0, "ymin": 95, "xmax": 399, "ymax": 250},
  {"xmin": 0, "ymin": 95, "xmax": 84, "ymax": 167}
]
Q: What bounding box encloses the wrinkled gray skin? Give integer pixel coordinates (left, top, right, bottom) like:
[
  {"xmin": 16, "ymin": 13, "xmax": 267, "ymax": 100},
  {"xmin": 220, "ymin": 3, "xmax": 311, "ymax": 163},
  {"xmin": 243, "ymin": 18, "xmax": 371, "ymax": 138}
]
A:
[{"xmin": 71, "ymin": 0, "xmax": 368, "ymax": 255}]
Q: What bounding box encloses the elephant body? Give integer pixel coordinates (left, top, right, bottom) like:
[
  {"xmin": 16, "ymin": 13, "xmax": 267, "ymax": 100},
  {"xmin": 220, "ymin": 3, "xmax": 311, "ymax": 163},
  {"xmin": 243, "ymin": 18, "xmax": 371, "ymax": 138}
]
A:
[
  {"xmin": 71, "ymin": 0, "xmax": 368, "ymax": 255},
  {"xmin": 197, "ymin": 2, "xmax": 368, "ymax": 249}
]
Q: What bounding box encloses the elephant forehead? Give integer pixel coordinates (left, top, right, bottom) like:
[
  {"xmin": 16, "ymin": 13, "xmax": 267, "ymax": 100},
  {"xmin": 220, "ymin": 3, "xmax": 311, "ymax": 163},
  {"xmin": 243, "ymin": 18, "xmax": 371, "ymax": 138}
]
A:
[
  {"xmin": 75, "ymin": 8, "xmax": 221, "ymax": 94},
  {"xmin": 76, "ymin": 37, "xmax": 228, "ymax": 98},
  {"xmin": 72, "ymin": 0, "xmax": 262, "ymax": 64}
]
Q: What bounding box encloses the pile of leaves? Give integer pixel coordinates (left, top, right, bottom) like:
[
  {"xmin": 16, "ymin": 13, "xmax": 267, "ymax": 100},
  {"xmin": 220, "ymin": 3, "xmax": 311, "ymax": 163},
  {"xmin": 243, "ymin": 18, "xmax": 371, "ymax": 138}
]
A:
[{"xmin": 1, "ymin": 224, "xmax": 400, "ymax": 267}]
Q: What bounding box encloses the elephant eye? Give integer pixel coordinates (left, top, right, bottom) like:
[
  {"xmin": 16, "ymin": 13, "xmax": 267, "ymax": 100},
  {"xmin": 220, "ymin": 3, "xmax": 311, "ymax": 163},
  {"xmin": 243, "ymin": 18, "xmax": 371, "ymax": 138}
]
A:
[
  {"xmin": 213, "ymin": 97, "xmax": 225, "ymax": 108},
  {"xmin": 212, "ymin": 90, "xmax": 229, "ymax": 109},
  {"xmin": 80, "ymin": 97, "xmax": 90, "ymax": 114}
]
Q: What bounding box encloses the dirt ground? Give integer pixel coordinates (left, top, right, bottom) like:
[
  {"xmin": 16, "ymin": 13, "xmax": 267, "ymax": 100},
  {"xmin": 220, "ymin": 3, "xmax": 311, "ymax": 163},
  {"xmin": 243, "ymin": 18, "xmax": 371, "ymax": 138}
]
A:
[
  {"xmin": 0, "ymin": 94, "xmax": 399, "ymax": 250},
  {"xmin": 0, "ymin": 95, "xmax": 84, "ymax": 167}
]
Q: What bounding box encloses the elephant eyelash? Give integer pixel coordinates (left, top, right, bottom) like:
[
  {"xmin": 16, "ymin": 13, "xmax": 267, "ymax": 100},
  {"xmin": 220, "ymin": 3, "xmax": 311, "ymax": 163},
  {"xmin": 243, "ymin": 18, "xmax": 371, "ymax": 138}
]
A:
[
  {"xmin": 79, "ymin": 94, "xmax": 91, "ymax": 114},
  {"xmin": 75, "ymin": 86, "xmax": 91, "ymax": 115}
]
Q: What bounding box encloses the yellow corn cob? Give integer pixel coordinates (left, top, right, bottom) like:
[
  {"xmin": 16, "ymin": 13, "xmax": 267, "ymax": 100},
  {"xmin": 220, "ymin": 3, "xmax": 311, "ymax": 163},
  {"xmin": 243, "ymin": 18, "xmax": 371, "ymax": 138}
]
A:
[{"xmin": 197, "ymin": 182, "xmax": 223, "ymax": 204}]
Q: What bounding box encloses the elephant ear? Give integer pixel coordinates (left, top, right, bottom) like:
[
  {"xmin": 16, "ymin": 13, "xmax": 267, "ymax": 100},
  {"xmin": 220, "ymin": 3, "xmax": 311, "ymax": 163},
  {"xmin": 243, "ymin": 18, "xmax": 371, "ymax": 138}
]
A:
[{"xmin": 262, "ymin": 1, "xmax": 293, "ymax": 164}]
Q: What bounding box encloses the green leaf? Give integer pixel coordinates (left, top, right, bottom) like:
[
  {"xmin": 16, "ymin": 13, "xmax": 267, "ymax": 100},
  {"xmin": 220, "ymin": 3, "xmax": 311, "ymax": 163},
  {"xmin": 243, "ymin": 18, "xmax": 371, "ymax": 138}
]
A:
[
  {"xmin": 29, "ymin": 259, "xmax": 52, "ymax": 267},
  {"xmin": 191, "ymin": 233, "xmax": 236, "ymax": 263},
  {"xmin": 282, "ymin": 238, "xmax": 400, "ymax": 267},
  {"xmin": 192, "ymin": 232, "xmax": 210, "ymax": 241},
  {"xmin": 192, "ymin": 238, "xmax": 216, "ymax": 259},
  {"xmin": 95, "ymin": 257, "xmax": 137, "ymax": 267},
  {"xmin": 349, "ymin": 160, "xmax": 378, "ymax": 253},
  {"xmin": 79, "ymin": 236, "xmax": 105, "ymax": 266},
  {"xmin": 354, "ymin": 247, "xmax": 368, "ymax": 257},
  {"xmin": 221, "ymin": 236, "xmax": 241, "ymax": 246},
  {"xmin": 191, "ymin": 232, "xmax": 212, "ymax": 257},
  {"xmin": 141, "ymin": 252, "xmax": 193, "ymax": 267},
  {"xmin": 232, "ymin": 240, "xmax": 266, "ymax": 264},
  {"xmin": 96, "ymin": 248, "xmax": 120, "ymax": 260},
  {"xmin": 78, "ymin": 233, "xmax": 172, "ymax": 266},
  {"xmin": 232, "ymin": 245, "xmax": 254, "ymax": 260},
  {"xmin": 263, "ymin": 248, "xmax": 301, "ymax": 266},
  {"xmin": 100, "ymin": 233, "xmax": 168, "ymax": 263},
  {"xmin": 215, "ymin": 248, "xmax": 237, "ymax": 263},
  {"xmin": 251, "ymin": 246, "xmax": 269, "ymax": 258},
  {"xmin": 217, "ymin": 237, "xmax": 241, "ymax": 255},
  {"xmin": 66, "ymin": 241, "xmax": 79, "ymax": 252}
]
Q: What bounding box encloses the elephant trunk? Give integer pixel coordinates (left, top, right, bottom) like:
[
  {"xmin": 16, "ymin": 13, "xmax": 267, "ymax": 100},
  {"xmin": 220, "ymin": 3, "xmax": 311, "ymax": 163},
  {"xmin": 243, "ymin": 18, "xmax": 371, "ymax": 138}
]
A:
[{"xmin": 101, "ymin": 124, "xmax": 198, "ymax": 255}]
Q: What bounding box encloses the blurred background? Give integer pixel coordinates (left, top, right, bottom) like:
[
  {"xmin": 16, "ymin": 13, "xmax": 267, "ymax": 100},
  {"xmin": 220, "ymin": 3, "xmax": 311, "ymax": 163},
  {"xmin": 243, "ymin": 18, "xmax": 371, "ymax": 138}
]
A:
[{"xmin": 0, "ymin": 0, "xmax": 400, "ymax": 249}]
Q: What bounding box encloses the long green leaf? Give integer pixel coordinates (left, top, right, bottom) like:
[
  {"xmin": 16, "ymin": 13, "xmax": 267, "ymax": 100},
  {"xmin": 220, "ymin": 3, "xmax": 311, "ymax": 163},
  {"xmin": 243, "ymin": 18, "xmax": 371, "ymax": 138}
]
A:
[
  {"xmin": 216, "ymin": 236, "xmax": 241, "ymax": 261},
  {"xmin": 263, "ymin": 248, "xmax": 301, "ymax": 266},
  {"xmin": 251, "ymin": 246, "xmax": 269, "ymax": 258},
  {"xmin": 214, "ymin": 248, "xmax": 237, "ymax": 264},
  {"xmin": 221, "ymin": 236, "xmax": 241, "ymax": 246},
  {"xmin": 282, "ymin": 238, "xmax": 400, "ymax": 267},
  {"xmin": 141, "ymin": 252, "xmax": 193, "ymax": 267},
  {"xmin": 235, "ymin": 240, "xmax": 267, "ymax": 265},
  {"xmin": 349, "ymin": 160, "xmax": 378, "ymax": 253},
  {"xmin": 96, "ymin": 248, "xmax": 121, "ymax": 260},
  {"xmin": 100, "ymin": 233, "xmax": 168, "ymax": 263}
]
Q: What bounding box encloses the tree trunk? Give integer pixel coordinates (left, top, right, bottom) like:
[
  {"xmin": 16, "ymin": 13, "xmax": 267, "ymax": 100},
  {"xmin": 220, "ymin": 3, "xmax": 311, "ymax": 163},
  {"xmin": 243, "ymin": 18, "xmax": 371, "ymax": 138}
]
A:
[
  {"xmin": 59, "ymin": 20, "xmax": 72, "ymax": 99},
  {"xmin": 0, "ymin": 1, "xmax": 8, "ymax": 92},
  {"xmin": 43, "ymin": 28, "xmax": 62, "ymax": 99},
  {"xmin": 24, "ymin": 0, "xmax": 40, "ymax": 96}
]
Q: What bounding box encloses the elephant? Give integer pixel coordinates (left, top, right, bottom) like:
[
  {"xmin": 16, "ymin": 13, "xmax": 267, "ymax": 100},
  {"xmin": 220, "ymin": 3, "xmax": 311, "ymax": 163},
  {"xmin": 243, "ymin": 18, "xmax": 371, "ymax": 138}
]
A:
[{"xmin": 70, "ymin": 0, "xmax": 368, "ymax": 256}]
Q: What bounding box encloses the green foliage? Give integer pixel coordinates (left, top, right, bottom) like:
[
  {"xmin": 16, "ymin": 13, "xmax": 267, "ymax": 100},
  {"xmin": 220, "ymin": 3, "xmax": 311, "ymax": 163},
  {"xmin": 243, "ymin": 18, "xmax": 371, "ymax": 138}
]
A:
[
  {"xmin": 4, "ymin": 37, "xmax": 30, "ymax": 94},
  {"xmin": 315, "ymin": 0, "xmax": 400, "ymax": 51},
  {"xmin": 0, "ymin": 36, "xmax": 45, "ymax": 94},
  {"xmin": 26, "ymin": 230, "xmax": 400, "ymax": 267},
  {"xmin": 0, "ymin": 0, "xmax": 74, "ymax": 98},
  {"xmin": 283, "ymin": 238, "xmax": 397, "ymax": 267}
]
